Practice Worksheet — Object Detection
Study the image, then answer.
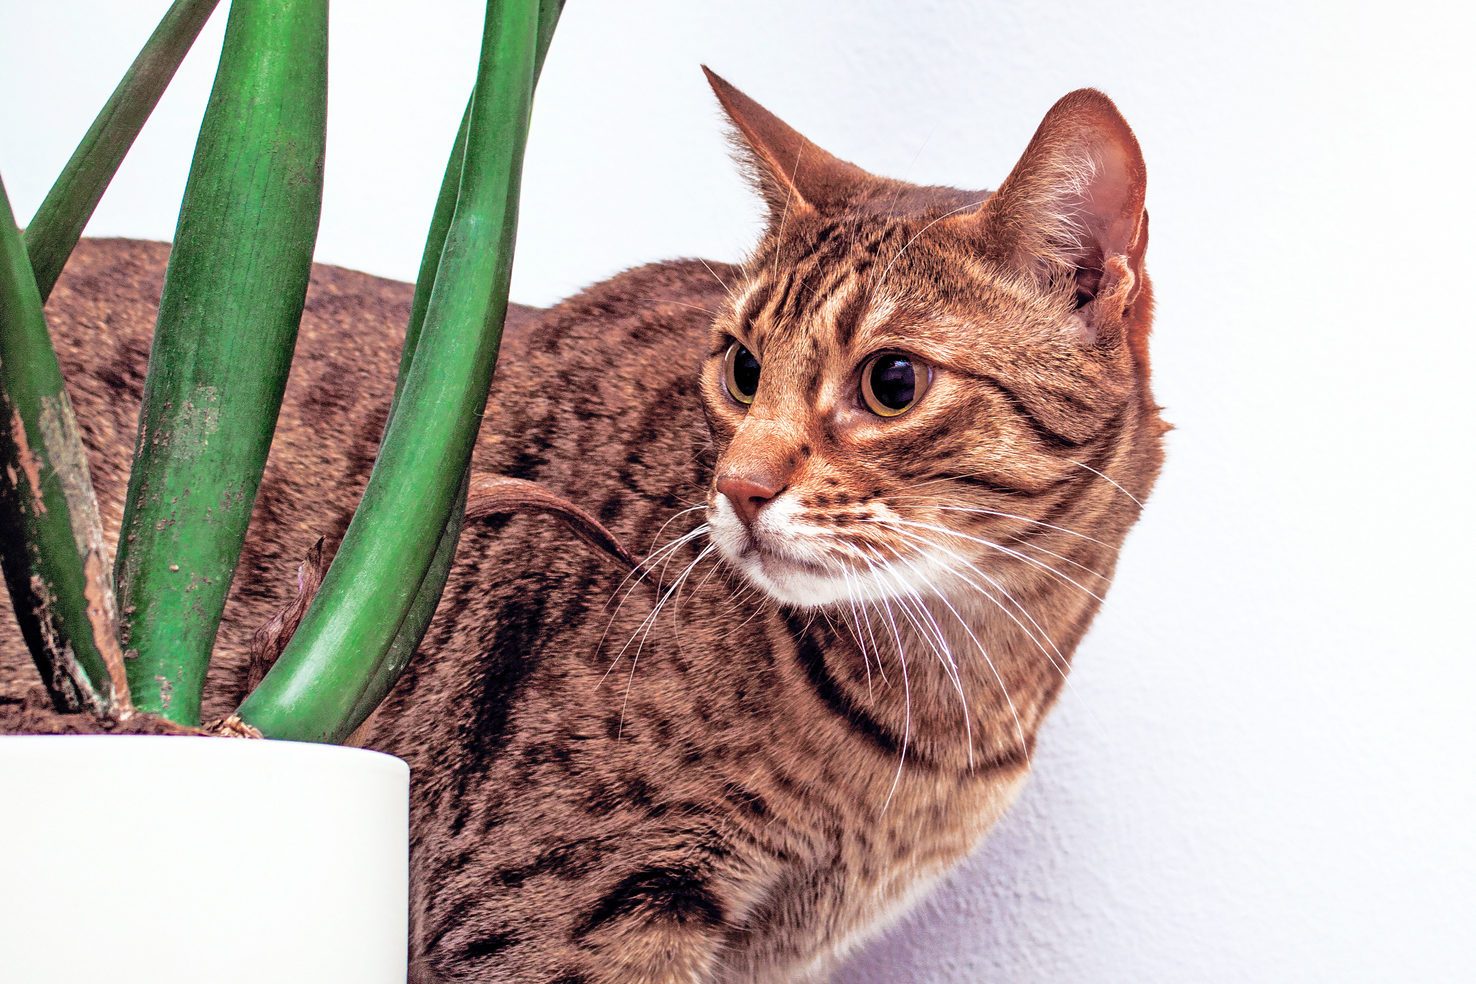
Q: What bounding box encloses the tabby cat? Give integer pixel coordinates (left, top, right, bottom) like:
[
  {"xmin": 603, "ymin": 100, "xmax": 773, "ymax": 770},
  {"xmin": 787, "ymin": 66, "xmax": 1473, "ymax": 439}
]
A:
[{"xmin": 0, "ymin": 72, "xmax": 1163, "ymax": 981}]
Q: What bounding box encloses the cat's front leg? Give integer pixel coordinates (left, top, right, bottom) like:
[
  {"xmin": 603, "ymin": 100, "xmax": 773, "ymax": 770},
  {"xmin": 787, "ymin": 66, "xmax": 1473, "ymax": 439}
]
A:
[
  {"xmin": 570, "ymin": 861, "xmax": 734, "ymax": 984},
  {"xmin": 581, "ymin": 922, "xmax": 723, "ymax": 984},
  {"xmin": 410, "ymin": 920, "xmax": 722, "ymax": 984}
]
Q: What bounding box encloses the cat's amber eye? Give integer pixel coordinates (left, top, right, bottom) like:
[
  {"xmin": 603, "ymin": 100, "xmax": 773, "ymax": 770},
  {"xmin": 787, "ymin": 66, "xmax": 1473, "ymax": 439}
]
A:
[
  {"xmin": 723, "ymin": 341, "xmax": 761, "ymax": 406},
  {"xmin": 861, "ymin": 353, "xmax": 927, "ymax": 417}
]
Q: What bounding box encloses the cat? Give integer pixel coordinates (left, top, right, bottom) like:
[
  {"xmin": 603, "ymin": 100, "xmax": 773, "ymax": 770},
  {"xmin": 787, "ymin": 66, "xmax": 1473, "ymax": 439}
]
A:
[{"xmin": 0, "ymin": 71, "xmax": 1163, "ymax": 982}]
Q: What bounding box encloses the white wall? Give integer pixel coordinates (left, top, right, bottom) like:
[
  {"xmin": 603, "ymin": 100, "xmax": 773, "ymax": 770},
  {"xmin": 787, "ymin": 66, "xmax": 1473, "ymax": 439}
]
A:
[{"xmin": 3, "ymin": 2, "xmax": 1472, "ymax": 981}]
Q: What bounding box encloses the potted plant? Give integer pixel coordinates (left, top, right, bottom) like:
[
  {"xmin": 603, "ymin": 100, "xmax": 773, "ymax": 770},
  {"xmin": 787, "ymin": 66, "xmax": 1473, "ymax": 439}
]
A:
[{"xmin": 0, "ymin": 1, "xmax": 563, "ymax": 978}]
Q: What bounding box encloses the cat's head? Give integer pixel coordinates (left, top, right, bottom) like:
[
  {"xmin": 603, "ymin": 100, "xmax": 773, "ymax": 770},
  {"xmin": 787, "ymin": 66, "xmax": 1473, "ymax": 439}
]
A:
[{"xmin": 699, "ymin": 70, "xmax": 1164, "ymax": 610}]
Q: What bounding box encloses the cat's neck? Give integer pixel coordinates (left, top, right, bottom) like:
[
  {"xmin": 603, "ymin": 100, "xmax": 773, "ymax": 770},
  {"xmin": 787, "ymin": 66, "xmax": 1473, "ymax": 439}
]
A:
[{"xmin": 783, "ymin": 560, "xmax": 1105, "ymax": 774}]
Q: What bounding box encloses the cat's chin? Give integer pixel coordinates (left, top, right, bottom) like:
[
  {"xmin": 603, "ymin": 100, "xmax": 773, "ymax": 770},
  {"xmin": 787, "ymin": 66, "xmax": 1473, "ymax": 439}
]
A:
[
  {"xmin": 733, "ymin": 550, "xmax": 854, "ymax": 608},
  {"xmin": 732, "ymin": 554, "xmax": 853, "ymax": 609}
]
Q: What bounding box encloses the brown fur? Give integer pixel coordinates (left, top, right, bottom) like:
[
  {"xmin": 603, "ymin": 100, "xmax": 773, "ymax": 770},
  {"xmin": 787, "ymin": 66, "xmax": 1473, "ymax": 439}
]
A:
[{"xmin": 0, "ymin": 77, "xmax": 1163, "ymax": 982}]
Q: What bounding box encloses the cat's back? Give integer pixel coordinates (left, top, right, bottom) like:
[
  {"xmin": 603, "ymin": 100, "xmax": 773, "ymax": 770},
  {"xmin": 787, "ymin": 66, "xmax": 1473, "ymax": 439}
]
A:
[{"xmin": 0, "ymin": 237, "xmax": 727, "ymax": 714}]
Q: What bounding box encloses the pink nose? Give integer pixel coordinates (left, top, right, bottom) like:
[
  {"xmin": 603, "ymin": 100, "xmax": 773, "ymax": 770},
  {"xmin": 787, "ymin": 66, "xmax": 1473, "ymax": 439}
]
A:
[{"xmin": 717, "ymin": 474, "xmax": 782, "ymax": 526}]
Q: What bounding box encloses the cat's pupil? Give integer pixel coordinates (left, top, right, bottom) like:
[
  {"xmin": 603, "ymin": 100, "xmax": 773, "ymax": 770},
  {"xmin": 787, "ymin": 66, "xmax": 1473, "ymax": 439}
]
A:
[
  {"xmin": 870, "ymin": 355, "xmax": 915, "ymax": 410},
  {"xmin": 732, "ymin": 344, "xmax": 760, "ymax": 397}
]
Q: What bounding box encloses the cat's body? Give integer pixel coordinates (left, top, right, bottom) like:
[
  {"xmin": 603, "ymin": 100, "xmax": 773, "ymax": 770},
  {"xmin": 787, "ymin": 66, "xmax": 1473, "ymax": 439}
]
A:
[{"xmin": 1, "ymin": 78, "xmax": 1163, "ymax": 982}]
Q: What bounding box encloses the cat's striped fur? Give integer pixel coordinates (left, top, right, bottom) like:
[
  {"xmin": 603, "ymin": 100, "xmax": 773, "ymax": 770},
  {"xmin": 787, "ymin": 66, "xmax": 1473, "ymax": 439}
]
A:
[{"xmin": 0, "ymin": 75, "xmax": 1162, "ymax": 981}]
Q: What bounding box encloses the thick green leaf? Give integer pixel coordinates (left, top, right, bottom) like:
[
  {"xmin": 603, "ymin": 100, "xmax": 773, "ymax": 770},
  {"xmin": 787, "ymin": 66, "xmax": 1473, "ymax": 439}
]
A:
[
  {"xmin": 0, "ymin": 176, "xmax": 128, "ymax": 715},
  {"xmin": 237, "ymin": 0, "xmax": 544, "ymax": 743},
  {"xmin": 338, "ymin": 467, "xmax": 469, "ymax": 738},
  {"xmin": 114, "ymin": 0, "xmax": 327, "ymax": 726},
  {"xmin": 395, "ymin": 0, "xmax": 558, "ymax": 416},
  {"xmin": 347, "ymin": 2, "xmax": 564, "ymax": 739}
]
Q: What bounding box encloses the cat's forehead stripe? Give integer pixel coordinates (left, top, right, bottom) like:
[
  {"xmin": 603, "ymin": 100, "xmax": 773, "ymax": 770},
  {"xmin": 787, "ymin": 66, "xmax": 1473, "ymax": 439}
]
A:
[
  {"xmin": 840, "ymin": 290, "xmax": 895, "ymax": 351},
  {"xmin": 733, "ymin": 278, "xmax": 770, "ymax": 330},
  {"xmin": 750, "ymin": 249, "xmax": 885, "ymax": 352}
]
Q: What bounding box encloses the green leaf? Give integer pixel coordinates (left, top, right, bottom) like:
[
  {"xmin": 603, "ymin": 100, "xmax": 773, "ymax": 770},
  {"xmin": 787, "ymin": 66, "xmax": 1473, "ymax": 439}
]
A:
[
  {"xmin": 237, "ymin": 0, "xmax": 547, "ymax": 743},
  {"xmin": 343, "ymin": 3, "xmax": 563, "ymax": 741},
  {"xmin": 114, "ymin": 0, "xmax": 327, "ymax": 726},
  {"xmin": 0, "ymin": 175, "xmax": 128, "ymax": 716}
]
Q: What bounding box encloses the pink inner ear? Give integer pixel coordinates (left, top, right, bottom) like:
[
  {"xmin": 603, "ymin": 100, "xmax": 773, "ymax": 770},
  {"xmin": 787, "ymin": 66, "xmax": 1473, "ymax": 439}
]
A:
[
  {"xmin": 1066, "ymin": 136, "xmax": 1142, "ymax": 308},
  {"xmin": 1076, "ymin": 135, "xmax": 1144, "ymax": 263}
]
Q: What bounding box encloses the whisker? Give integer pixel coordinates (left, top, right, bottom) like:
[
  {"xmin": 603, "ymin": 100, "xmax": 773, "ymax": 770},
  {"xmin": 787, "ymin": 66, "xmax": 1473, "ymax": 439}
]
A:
[
  {"xmin": 885, "ymin": 526, "xmax": 1071, "ymax": 680},
  {"xmin": 884, "ymin": 126, "xmax": 938, "ymax": 218},
  {"xmin": 615, "ymin": 543, "xmax": 715, "ymax": 734},
  {"xmin": 698, "ymin": 258, "xmax": 738, "ymax": 303},
  {"xmin": 884, "ymin": 518, "xmax": 1109, "ymax": 604},
  {"xmin": 1005, "ymin": 534, "xmax": 1111, "ymax": 582},
  {"xmin": 647, "ymin": 297, "xmax": 722, "ymax": 318},
  {"xmin": 597, "ymin": 524, "xmax": 709, "ymax": 677},
  {"xmin": 881, "ymin": 497, "xmax": 1115, "ymax": 551},
  {"xmin": 871, "ymin": 197, "xmax": 990, "ymax": 296},
  {"xmin": 596, "ymin": 523, "xmax": 709, "ymax": 660},
  {"xmin": 838, "ymin": 566, "xmax": 876, "ymax": 699},
  {"xmin": 864, "ymin": 547, "xmax": 975, "ymax": 770},
  {"xmin": 726, "ymin": 584, "xmax": 771, "ymax": 632},
  {"xmin": 850, "ymin": 563, "xmax": 892, "ymax": 688},
  {"xmin": 883, "ymin": 545, "xmax": 1032, "ymax": 769},
  {"xmin": 871, "ymin": 581, "xmax": 912, "ymax": 814},
  {"xmin": 772, "ymin": 145, "xmax": 803, "ymax": 282},
  {"xmin": 605, "ymin": 521, "xmax": 708, "ymax": 615},
  {"xmin": 1068, "ymin": 458, "xmax": 1144, "ymax": 508},
  {"xmin": 644, "ymin": 505, "xmax": 708, "ymax": 554},
  {"xmin": 672, "ymin": 541, "xmax": 732, "ymax": 660},
  {"xmin": 883, "ymin": 527, "xmax": 1113, "ymax": 740}
]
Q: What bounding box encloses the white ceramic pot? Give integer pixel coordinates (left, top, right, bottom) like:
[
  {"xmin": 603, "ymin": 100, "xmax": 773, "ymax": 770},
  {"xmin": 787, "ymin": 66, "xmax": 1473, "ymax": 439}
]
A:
[{"xmin": 0, "ymin": 734, "xmax": 409, "ymax": 984}]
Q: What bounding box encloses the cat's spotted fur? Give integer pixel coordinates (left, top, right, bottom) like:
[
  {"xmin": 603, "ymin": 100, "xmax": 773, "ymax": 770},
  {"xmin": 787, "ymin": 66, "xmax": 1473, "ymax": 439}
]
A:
[{"xmin": 0, "ymin": 76, "xmax": 1162, "ymax": 981}]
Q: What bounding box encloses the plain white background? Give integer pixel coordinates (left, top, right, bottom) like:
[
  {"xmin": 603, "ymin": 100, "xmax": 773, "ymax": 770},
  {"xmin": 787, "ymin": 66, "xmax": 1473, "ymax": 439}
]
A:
[{"xmin": 3, "ymin": 2, "xmax": 1473, "ymax": 981}]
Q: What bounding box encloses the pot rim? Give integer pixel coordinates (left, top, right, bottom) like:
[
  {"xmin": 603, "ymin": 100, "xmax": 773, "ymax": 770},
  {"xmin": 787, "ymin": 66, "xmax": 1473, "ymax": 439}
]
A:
[{"xmin": 0, "ymin": 732, "xmax": 408, "ymax": 777}]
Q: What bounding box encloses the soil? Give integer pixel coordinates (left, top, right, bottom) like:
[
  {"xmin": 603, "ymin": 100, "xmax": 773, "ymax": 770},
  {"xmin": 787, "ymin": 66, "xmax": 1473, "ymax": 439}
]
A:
[{"xmin": 0, "ymin": 691, "xmax": 204, "ymax": 736}]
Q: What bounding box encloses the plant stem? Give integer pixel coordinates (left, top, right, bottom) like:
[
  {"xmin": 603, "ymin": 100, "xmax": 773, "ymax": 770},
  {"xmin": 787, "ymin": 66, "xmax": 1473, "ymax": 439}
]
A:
[
  {"xmin": 394, "ymin": 0, "xmax": 559, "ymax": 416},
  {"xmin": 24, "ymin": 0, "xmax": 221, "ymax": 302},
  {"xmin": 352, "ymin": 2, "xmax": 564, "ymax": 737},
  {"xmin": 114, "ymin": 0, "xmax": 326, "ymax": 726},
  {"xmin": 0, "ymin": 175, "xmax": 129, "ymax": 716},
  {"xmin": 338, "ymin": 466, "xmax": 469, "ymax": 738},
  {"xmin": 237, "ymin": 0, "xmax": 543, "ymax": 743}
]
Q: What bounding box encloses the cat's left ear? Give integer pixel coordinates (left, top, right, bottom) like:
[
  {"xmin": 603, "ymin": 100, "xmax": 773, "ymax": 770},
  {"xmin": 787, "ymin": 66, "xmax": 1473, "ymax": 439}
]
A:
[
  {"xmin": 956, "ymin": 89, "xmax": 1149, "ymax": 344},
  {"xmin": 703, "ymin": 66, "xmax": 882, "ymax": 222}
]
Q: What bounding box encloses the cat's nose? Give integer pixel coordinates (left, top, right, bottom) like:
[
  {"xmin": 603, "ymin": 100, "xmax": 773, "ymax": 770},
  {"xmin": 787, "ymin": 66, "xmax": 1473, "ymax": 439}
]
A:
[{"xmin": 717, "ymin": 474, "xmax": 783, "ymax": 527}]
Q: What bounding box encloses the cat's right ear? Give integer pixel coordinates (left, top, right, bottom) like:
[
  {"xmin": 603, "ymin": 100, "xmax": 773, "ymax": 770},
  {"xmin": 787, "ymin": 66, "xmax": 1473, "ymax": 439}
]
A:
[{"xmin": 703, "ymin": 66, "xmax": 879, "ymax": 223}]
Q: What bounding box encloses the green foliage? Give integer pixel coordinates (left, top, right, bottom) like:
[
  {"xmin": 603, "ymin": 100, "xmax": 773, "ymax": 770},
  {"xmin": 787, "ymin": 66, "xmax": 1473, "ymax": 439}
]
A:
[
  {"xmin": 237, "ymin": 0, "xmax": 551, "ymax": 742},
  {"xmin": 0, "ymin": 178, "xmax": 126, "ymax": 716},
  {"xmin": 1, "ymin": 0, "xmax": 560, "ymax": 740},
  {"xmin": 114, "ymin": 0, "xmax": 328, "ymax": 726},
  {"xmin": 25, "ymin": 0, "xmax": 222, "ymax": 303}
]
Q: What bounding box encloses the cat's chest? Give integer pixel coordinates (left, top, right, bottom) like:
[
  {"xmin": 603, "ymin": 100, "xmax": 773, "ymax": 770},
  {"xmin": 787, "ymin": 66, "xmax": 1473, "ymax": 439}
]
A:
[
  {"xmin": 727, "ymin": 766, "xmax": 1029, "ymax": 981},
  {"xmin": 837, "ymin": 770, "xmax": 1028, "ymax": 938}
]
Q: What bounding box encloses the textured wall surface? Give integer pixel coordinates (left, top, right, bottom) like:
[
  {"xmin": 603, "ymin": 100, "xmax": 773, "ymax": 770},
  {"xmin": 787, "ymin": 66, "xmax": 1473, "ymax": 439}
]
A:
[{"xmin": 2, "ymin": 2, "xmax": 1472, "ymax": 981}]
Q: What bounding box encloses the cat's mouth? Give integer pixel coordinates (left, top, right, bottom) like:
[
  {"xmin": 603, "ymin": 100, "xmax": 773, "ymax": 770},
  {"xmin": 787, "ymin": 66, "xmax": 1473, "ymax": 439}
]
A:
[
  {"xmin": 707, "ymin": 495, "xmax": 859, "ymax": 606},
  {"xmin": 717, "ymin": 525, "xmax": 853, "ymax": 606},
  {"xmin": 720, "ymin": 514, "xmax": 833, "ymax": 577}
]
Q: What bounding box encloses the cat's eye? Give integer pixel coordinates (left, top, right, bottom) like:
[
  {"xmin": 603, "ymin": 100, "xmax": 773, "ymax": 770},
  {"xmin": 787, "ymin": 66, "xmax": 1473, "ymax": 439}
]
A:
[
  {"xmin": 861, "ymin": 353, "xmax": 927, "ymax": 417},
  {"xmin": 723, "ymin": 341, "xmax": 761, "ymax": 406}
]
